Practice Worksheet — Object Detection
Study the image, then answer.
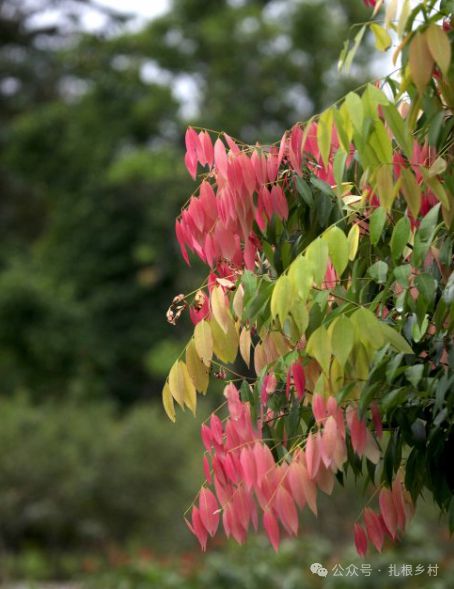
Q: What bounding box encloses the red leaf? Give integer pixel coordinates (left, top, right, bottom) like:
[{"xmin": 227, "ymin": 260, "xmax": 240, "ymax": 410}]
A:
[{"xmin": 292, "ymin": 363, "xmax": 306, "ymax": 400}]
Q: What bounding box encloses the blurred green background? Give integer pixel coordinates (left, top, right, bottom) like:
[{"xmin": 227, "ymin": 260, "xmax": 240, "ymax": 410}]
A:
[{"xmin": 0, "ymin": 0, "xmax": 452, "ymax": 586}]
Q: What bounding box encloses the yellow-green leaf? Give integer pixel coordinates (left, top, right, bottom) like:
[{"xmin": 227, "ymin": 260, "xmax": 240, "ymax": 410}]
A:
[
  {"xmin": 305, "ymin": 238, "xmax": 329, "ymax": 286},
  {"xmin": 306, "ymin": 325, "xmax": 331, "ymax": 374},
  {"xmin": 232, "ymin": 285, "xmax": 244, "ymax": 318},
  {"xmin": 345, "ymin": 92, "xmax": 363, "ymax": 132},
  {"xmin": 239, "ymin": 327, "xmax": 251, "ymax": 368},
  {"xmin": 400, "ymin": 168, "xmax": 421, "ymax": 218},
  {"xmin": 270, "ymin": 274, "xmax": 294, "ymax": 324},
  {"xmin": 428, "ymin": 156, "xmax": 447, "ymax": 178},
  {"xmin": 322, "ymin": 226, "xmax": 349, "ymax": 276},
  {"xmin": 289, "ymin": 303, "xmax": 309, "ymax": 337},
  {"xmin": 162, "ymin": 381, "xmax": 176, "ymax": 422},
  {"xmin": 211, "ymin": 285, "xmax": 230, "ymax": 334},
  {"xmin": 351, "ymin": 308, "xmax": 385, "ymax": 350},
  {"xmin": 288, "ymin": 255, "xmax": 313, "ymax": 302},
  {"xmin": 168, "ymin": 360, "xmax": 186, "ymax": 408},
  {"xmin": 422, "ymin": 171, "xmax": 450, "ymax": 209},
  {"xmin": 317, "ymin": 107, "xmax": 334, "ymax": 168},
  {"xmin": 409, "ymin": 32, "xmax": 434, "ymax": 94},
  {"xmin": 347, "ymin": 224, "xmax": 360, "ymax": 261},
  {"xmin": 335, "ymin": 103, "xmax": 353, "ymax": 152},
  {"xmin": 369, "ymin": 119, "xmax": 393, "ymax": 164},
  {"xmin": 186, "ymin": 339, "xmax": 209, "ymax": 394},
  {"xmin": 330, "ymin": 315, "xmax": 354, "ymax": 369},
  {"xmin": 210, "ymin": 315, "xmax": 238, "ymax": 364},
  {"xmin": 370, "ymin": 23, "xmax": 392, "ymax": 51},
  {"xmin": 426, "ymin": 24, "xmax": 451, "ymax": 76},
  {"xmin": 194, "ymin": 319, "xmax": 213, "ymax": 367},
  {"xmin": 375, "ymin": 164, "xmax": 395, "ymax": 211},
  {"xmin": 180, "ymin": 361, "xmax": 197, "ymax": 415}
]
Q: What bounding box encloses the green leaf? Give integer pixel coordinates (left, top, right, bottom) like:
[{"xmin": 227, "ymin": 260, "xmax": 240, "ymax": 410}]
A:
[
  {"xmin": 351, "ymin": 308, "xmax": 385, "ymax": 350},
  {"xmin": 415, "ymin": 273, "xmax": 437, "ymax": 304},
  {"xmin": 370, "ymin": 23, "xmax": 392, "ymax": 51},
  {"xmin": 368, "ymin": 260, "xmax": 389, "ymax": 284},
  {"xmin": 322, "ymin": 226, "xmax": 349, "ymax": 276},
  {"xmin": 390, "ymin": 216, "xmax": 411, "ymax": 260},
  {"xmin": 295, "ymin": 176, "xmax": 313, "ymax": 207},
  {"xmin": 333, "ymin": 149, "xmax": 347, "ymax": 190},
  {"xmin": 393, "ymin": 264, "xmax": 411, "ymax": 288},
  {"xmin": 369, "ymin": 206, "xmax": 387, "ymax": 245},
  {"xmin": 340, "ymin": 25, "xmax": 366, "ymax": 73},
  {"xmin": 382, "ymin": 103, "xmax": 412, "ymax": 159},
  {"xmin": 381, "ymin": 323, "xmax": 413, "ymax": 354},
  {"xmin": 330, "ymin": 316, "xmax": 354, "ymax": 368}
]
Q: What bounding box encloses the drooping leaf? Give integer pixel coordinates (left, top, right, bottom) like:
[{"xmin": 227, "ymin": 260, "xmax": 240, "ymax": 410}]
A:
[
  {"xmin": 270, "ymin": 274, "xmax": 294, "ymax": 325},
  {"xmin": 322, "ymin": 226, "xmax": 349, "ymax": 276},
  {"xmin": 168, "ymin": 360, "xmax": 187, "ymax": 408},
  {"xmin": 426, "ymin": 24, "xmax": 451, "ymax": 76},
  {"xmin": 409, "ymin": 32, "xmax": 434, "ymax": 94},
  {"xmin": 400, "ymin": 168, "xmax": 421, "ymax": 218},
  {"xmin": 390, "ymin": 216, "xmax": 411, "ymax": 260},
  {"xmin": 210, "ymin": 315, "xmax": 238, "ymax": 364},
  {"xmin": 306, "ymin": 324, "xmax": 331, "ymax": 374},
  {"xmin": 186, "ymin": 339, "xmax": 209, "ymax": 394},
  {"xmin": 330, "ymin": 315, "xmax": 354, "ymax": 368},
  {"xmin": 305, "ymin": 238, "xmax": 329, "ymax": 286},
  {"xmin": 347, "ymin": 224, "xmax": 360, "ymax": 261},
  {"xmin": 162, "ymin": 381, "xmax": 176, "ymax": 422},
  {"xmin": 317, "ymin": 107, "xmax": 334, "ymax": 168},
  {"xmin": 211, "ymin": 285, "xmax": 231, "ymax": 334},
  {"xmin": 370, "ymin": 23, "xmax": 392, "ymax": 51},
  {"xmin": 194, "ymin": 319, "xmax": 213, "ymax": 367},
  {"xmin": 369, "ymin": 206, "xmax": 387, "ymax": 245}
]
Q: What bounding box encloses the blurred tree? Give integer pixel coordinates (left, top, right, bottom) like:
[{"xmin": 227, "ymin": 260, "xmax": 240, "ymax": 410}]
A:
[{"xmin": 0, "ymin": 0, "xmax": 373, "ymax": 404}]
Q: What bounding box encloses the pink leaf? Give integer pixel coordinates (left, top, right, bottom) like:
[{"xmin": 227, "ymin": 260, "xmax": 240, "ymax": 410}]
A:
[
  {"xmin": 312, "ymin": 393, "xmax": 327, "ymax": 424},
  {"xmin": 214, "ymin": 138, "xmax": 228, "ymax": 178},
  {"xmin": 275, "ymin": 485, "xmax": 298, "ymax": 536},
  {"xmin": 203, "ymin": 455, "xmax": 212, "ymax": 485},
  {"xmin": 287, "ymin": 460, "xmax": 307, "ymax": 509},
  {"xmin": 305, "ymin": 431, "xmax": 321, "ymax": 479},
  {"xmin": 354, "ymin": 523, "xmax": 368, "ymax": 557},
  {"xmin": 321, "ymin": 415, "xmax": 338, "ymax": 468},
  {"xmin": 263, "ymin": 510, "xmax": 280, "ymax": 552},
  {"xmin": 187, "ymin": 506, "xmax": 208, "ymax": 551},
  {"xmin": 379, "ymin": 488, "xmax": 398, "ymax": 539},
  {"xmin": 199, "ymin": 487, "xmax": 220, "ymax": 537},
  {"xmin": 363, "ymin": 507, "xmax": 384, "ymax": 552},
  {"xmin": 240, "ymin": 447, "xmax": 257, "ymax": 490}
]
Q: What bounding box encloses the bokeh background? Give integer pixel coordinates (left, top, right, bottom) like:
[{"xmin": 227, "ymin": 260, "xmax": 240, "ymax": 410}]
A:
[{"xmin": 0, "ymin": 0, "xmax": 452, "ymax": 586}]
